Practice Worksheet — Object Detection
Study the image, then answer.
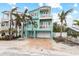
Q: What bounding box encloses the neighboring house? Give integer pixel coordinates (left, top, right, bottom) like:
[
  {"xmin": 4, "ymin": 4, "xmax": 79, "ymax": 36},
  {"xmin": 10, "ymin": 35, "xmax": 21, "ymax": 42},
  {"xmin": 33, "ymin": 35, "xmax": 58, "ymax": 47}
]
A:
[
  {"xmin": 1, "ymin": 11, "xmax": 23, "ymax": 36},
  {"xmin": 67, "ymin": 26, "xmax": 79, "ymax": 36},
  {"xmin": 67, "ymin": 26, "xmax": 79, "ymax": 44},
  {"xmin": 23, "ymin": 6, "xmax": 53, "ymax": 38},
  {"xmin": 0, "ymin": 21, "xmax": 2, "ymax": 37}
]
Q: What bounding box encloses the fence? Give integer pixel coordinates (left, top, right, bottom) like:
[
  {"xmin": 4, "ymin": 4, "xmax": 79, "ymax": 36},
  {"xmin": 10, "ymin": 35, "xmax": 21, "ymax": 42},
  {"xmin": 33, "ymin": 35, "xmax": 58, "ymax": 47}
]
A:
[{"xmin": 53, "ymin": 32, "xmax": 67, "ymax": 38}]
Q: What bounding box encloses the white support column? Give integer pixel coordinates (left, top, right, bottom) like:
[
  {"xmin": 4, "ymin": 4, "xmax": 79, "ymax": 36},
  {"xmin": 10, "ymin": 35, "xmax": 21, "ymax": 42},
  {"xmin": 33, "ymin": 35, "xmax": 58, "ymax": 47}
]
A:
[
  {"xmin": 34, "ymin": 30, "xmax": 36, "ymax": 38},
  {"xmin": 25, "ymin": 24, "xmax": 28, "ymax": 39},
  {"xmin": 51, "ymin": 20, "xmax": 53, "ymax": 39},
  {"xmin": 50, "ymin": 7, "xmax": 53, "ymax": 39}
]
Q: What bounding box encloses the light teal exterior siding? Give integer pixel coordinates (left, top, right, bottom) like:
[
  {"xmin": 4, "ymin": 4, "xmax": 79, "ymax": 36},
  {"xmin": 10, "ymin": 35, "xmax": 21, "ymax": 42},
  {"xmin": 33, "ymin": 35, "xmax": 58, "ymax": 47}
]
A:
[{"xmin": 23, "ymin": 6, "xmax": 53, "ymax": 39}]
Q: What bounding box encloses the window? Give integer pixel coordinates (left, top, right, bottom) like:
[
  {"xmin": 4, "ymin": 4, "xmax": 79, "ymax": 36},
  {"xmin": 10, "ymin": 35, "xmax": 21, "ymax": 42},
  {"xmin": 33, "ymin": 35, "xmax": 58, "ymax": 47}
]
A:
[
  {"xmin": 23, "ymin": 31, "xmax": 25, "ymax": 34},
  {"xmin": 6, "ymin": 22, "xmax": 9, "ymax": 26},
  {"xmin": 1, "ymin": 23, "xmax": 5, "ymax": 26}
]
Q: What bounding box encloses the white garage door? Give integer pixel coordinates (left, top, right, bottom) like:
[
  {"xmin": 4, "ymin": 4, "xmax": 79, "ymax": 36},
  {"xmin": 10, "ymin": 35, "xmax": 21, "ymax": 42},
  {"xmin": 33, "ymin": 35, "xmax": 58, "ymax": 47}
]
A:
[{"xmin": 37, "ymin": 32, "xmax": 51, "ymax": 38}]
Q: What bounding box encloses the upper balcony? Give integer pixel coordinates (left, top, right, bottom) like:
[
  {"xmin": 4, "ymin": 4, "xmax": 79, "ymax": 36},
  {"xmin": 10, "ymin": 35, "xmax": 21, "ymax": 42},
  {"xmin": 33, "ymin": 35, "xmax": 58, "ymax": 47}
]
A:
[
  {"xmin": 39, "ymin": 14, "xmax": 52, "ymax": 19},
  {"xmin": 39, "ymin": 7, "xmax": 52, "ymax": 19},
  {"xmin": 39, "ymin": 21, "xmax": 51, "ymax": 30}
]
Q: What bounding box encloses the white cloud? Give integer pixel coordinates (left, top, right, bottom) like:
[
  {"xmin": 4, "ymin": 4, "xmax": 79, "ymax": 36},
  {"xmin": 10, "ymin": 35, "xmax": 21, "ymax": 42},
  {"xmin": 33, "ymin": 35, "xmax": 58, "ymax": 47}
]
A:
[
  {"xmin": 67, "ymin": 14, "xmax": 72, "ymax": 18},
  {"xmin": 66, "ymin": 15, "xmax": 73, "ymax": 26},
  {"xmin": 38, "ymin": 3, "xmax": 62, "ymax": 9},
  {"xmin": 73, "ymin": 10, "xmax": 78, "ymax": 14},
  {"xmin": 53, "ymin": 13, "xmax": 73, "ymax": 27},
  {"xmin": 53, "ymin": 13, "xmax": 60, "ymax": 23},
  {"xmin": 24, "ymin": 6, "xmax": 28, "ymax": 10},
  {"xmin": 47, "ymin": 3, "xmax": 62, "ymax": 9},
  {"xmin": 53, "ymin": 13, "xmax": 58, "ymax": 19},
  {"xmin": 8, "ymin": 3, "xmax": 16, "ymax": 6},
  {"xmin": 8, "ymin": 3, "xmax": 16, "ymax": 8},
  {"xmin": 74, "ymin": 3, "xmax": 78, "ymax": 7},
  {"xmin": 59, "ymin": 6, "xmax": 63, "ymax": 9},
  {"xmin": 39, "ymin": 3, "xmax": 44, "ymax": 7}
]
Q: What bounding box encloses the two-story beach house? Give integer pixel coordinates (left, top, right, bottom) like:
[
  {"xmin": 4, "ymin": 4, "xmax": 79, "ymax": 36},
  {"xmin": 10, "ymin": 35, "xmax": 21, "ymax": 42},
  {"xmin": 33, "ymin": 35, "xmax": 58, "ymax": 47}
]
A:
[{"xmin": 23, "ymin": 6, "xmax": 53, "ymax": 38}]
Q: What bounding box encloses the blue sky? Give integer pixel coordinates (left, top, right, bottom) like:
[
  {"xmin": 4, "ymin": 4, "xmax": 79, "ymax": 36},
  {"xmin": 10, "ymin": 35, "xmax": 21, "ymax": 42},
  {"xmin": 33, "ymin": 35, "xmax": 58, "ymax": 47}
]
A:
[{"xmin": 0, "ymin": 3, "xmax": 79, "ymax": 26}]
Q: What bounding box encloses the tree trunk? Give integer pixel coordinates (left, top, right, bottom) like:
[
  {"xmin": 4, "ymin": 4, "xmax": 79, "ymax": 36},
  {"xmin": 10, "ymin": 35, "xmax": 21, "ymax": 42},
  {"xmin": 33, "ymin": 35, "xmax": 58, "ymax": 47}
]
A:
[
  {"xmin": 22, "ymin": 22, "xmax": 24, "ymax": 38},
  {"xmin": 19, "ymin": 26, "xmax": 21, "ymax": 37},
  {"xmin": 15, "ymin": 23, "xmax": 17, "ymax": 37},
  {"xmin": 9, "ymin": 20, "xmax": 11, "ymax": 35},
  {"xmin": 32, "ymin": 24, "xmax": 33, "ymax": 38},
  {"xmin": 60, "ymin": 22, "xmax": 63, "ymax": 37},
  {"xmin": 32, "ymin": 24, "xmax": 35, "ymax": 39},
  {"xmin": 9, "ymin": 12, "xmax": 12, "ymax": 40},
  {"xmin": 9, "ymin": 13, "xmax": 12, "ymax": 36}
]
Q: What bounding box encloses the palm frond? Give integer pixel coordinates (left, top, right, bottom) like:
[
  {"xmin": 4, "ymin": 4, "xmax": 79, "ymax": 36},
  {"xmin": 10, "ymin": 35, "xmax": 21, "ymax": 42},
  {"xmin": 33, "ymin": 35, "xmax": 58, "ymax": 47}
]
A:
[
  {"xmin": 58, "ymin": 13, "xmax": 61, "ymax": 17},
  {"xmin": 58, "ymin": 10, "xmax": 65, "ymax": 22},
  {"xmin": 24, "ymin": 9, "xmax": 28, "ymax": 14},
  {"xmin": 63, "ymin": 20, "xmax": 67, "ymax": 26},
  {"xmin": 12, "ymin": 13, "xmax": 22, "ymax": 20},
  {"xmin": 23, "ymin": 15, "xmax": 32, "ymax": 21},
  {"xmin": 27, "ymin": 15, "xmax": 32, "ymax": 20},
  {"xmin": 65, "ymin": 8, "xmax": 73, "ymax": 16},
  {"xmin": 32, "ymin": 21, "xmax": 38, "ymax": 28},
  {"xmin": 11, "ymin": 7, "xmax": 18, "ymax": 12},
  {"xmin": 22, "ymin": 9, "xmax": 28, "ymax": 20}
]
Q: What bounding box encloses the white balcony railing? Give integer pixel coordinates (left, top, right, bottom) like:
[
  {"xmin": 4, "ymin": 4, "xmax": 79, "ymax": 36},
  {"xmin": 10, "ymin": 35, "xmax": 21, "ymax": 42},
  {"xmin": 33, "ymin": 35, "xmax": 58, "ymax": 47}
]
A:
[
  {"xmin": 40, "ymin": 25, "xmax": 50, "ymax": 29},
  {"xmin": 40, "ymin": 14, "xmax": 52, "ymax": 18}
]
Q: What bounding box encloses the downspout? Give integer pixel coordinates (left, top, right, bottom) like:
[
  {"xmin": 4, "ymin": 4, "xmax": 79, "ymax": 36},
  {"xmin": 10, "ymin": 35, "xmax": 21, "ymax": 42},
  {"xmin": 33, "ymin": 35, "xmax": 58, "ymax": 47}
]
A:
[{"xmin": 60, "ymin": 21, "xmax": 63, "ymax": 37}]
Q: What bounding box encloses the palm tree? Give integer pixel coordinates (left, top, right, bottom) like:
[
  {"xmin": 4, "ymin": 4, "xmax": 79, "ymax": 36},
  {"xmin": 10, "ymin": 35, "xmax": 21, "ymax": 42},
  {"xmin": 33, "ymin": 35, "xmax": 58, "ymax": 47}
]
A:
[
  {"xmin": 14, "ymin": 16, "xmax": 22, "ymax": 37},
  {"xmin": 58, "ymin": 8, "xmax": 73, "ymax": 37},
  {"xmin": 32, "ymin": 21, "xmax": 38, "ymax": 38},
  {"xmin": 9, "ymin": 7, "xmax": 18, "ymax": 36},
  {"xmin": 12, "ymin": 8, "xmax": 37, "ymax": 38},
  {"xmin": 22, "ymin": 8, "xmax": 30, "ymax": 37},
  {"xmin": 12, "ymin": 9, "xmax": 29, "ymax": 37}
]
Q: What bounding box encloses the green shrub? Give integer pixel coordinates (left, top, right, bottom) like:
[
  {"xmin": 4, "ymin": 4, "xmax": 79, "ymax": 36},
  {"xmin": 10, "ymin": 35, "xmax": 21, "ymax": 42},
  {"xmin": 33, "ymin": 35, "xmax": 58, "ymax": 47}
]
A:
[{"xmin": 1, "ymin": 32, "xmax": 5, "ymax": 36}]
